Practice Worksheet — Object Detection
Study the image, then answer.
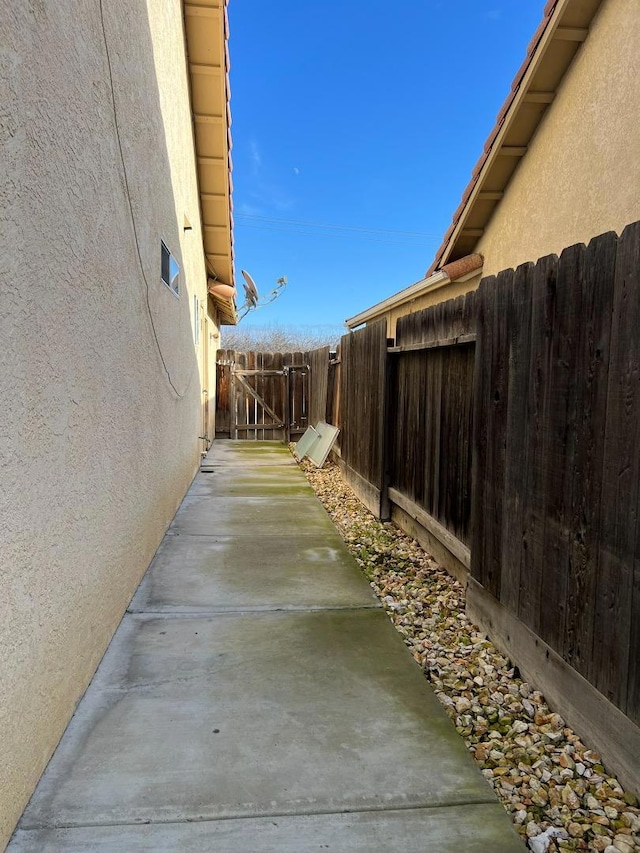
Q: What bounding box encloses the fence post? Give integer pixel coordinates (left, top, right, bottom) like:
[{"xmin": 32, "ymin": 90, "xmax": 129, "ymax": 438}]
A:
[{"xmin": 380, "ymin": 337, "xmax": 394, "ymax": 520}]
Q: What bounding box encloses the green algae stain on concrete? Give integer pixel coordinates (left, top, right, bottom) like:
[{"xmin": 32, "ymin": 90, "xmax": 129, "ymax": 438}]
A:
[{"xmin": 196, "ymin": 479, "xmax": 314, "ymax": 498}]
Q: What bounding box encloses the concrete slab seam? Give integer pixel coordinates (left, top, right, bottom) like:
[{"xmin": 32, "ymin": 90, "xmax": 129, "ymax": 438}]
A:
[
  {"xmin": 19, "ymin": 797, "xmax": 502, "ymax": 831},
  {"xmin": 126, "ymin": 605, "xmax": 383, "ymax": 614}
]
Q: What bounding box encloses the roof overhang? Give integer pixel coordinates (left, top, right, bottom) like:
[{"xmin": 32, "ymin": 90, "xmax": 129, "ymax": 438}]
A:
[
  {"xmin": 427, "ymin": 0, "xmax": 604, "ymax": 275},
  {"xmin": 184, "ymin": 0, "xmax": 237, "ymax": 324},
  {"xmin": 346, "ymin": 254, "xmax": 483, "ymax": 330}
]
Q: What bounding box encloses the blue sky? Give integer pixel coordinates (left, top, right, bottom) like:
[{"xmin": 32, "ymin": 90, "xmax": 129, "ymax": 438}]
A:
[{"xmin": 228, "ymin": 0, "xmax": 541, "ymax": 330}]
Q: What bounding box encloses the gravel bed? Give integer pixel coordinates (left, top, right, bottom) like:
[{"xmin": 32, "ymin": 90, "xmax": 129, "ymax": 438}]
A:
[{"xmin": 296, "ymin": 454, "xmax": 640, "ymax": 853}]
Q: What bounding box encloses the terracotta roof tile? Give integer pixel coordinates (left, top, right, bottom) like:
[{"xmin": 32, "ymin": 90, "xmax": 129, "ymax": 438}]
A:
[
  {"xmin": 441, "ymin": 253, "xmax": 484, "ymax": 280},
  {"xmin": 460, "ymin": 183, "xmax": 474, "ymax": 206},
  {"xmin": 471, "ymin": 150, "xmax": 489, "ymax": 180},
  {"xmin": 441, "ymin": 222, "xmax": 456, "ymax": 244},
  {"xmin": 483, "ymin": 121, "xmax": 501, "ymax": 153},
  {"xmin": 451, "ymin": 199, "xmax": 466, "ymax": 224},
  {"xmin": 526, "ymin": 16, "xmax": 552, "ymax": 57},
  {"xmin": 510, "ymin": 56, "xmax": 531, "ymax": 94}
]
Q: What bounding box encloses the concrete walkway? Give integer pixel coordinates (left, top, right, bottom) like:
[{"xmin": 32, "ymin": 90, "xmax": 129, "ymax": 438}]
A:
[{"xmin": 10, "ymin": 441, "xmax": 523, "ymax": 852}]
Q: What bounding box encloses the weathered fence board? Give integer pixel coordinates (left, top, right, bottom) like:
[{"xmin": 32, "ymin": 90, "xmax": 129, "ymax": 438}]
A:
[
  {"xmin": 563, "ymin": 231, "xmax": 616, "ymax": 682},
  {"xmin": 307, "ymin": 346, "xmax": 330, "ymax": 427},
  {"xmin": 593, "ymin": 223, "xmax": 640, "ymax": 715},
  {"xmin": 517, "ymin": 255, "xmax": 557, "ymax": 635},
  {"xmin": 479, "ymin": 270, "xmax": 512, "ymax": 598},
  {"xmin": 499, "ymin": 261, "xmax": 534, "ymax": 614},
  {"xmin": 339, "ymin": 321, "xmax": 388, "ymax": 516},
  {"xmin": 539, "ymin": 244, "xmax": 583, "ymax": 655}
]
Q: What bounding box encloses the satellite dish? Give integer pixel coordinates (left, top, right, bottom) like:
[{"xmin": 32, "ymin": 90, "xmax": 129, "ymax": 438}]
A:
[
  {"xmin": 241, "ymin": 269, "xmax": 259, "ymax": 307},
  {"xmin": 236, "ymin": 270, "xmax": 287, "ymax": 321}
]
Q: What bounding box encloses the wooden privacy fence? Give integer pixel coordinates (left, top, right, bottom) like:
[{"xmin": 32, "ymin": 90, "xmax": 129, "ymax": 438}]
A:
[
  {"xmin": 215, "ymin": 350, "xmax": 309, "ymax": 440},
  {"xmin": 470, "ymin": 224, "xmax": 640, "ymax": 727},
  {"xmin": 320, "ymin": 222, "xmax": 640, "ymax": 790},
  {"xmin": 306, "ymin": 346, "xmax": 331, "ymax": 429}
]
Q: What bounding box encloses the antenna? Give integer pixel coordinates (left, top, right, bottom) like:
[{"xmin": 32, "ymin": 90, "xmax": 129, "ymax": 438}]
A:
[{"xmin": 237, "ymin": 271, "xmax": 287, "ymax": 321}]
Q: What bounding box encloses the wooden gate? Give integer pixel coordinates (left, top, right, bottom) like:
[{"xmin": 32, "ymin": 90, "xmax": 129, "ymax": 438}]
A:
[{"xmin": 215, "ymin": 350, "xmax": 309, "ymax": 440}]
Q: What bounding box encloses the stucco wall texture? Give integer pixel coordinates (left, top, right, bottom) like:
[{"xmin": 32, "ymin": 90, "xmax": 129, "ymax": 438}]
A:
[
  {"xmin": 475, "ymin": 0, "xmax": 640, "ymax": 276},
  {"xmin": 0, "ymin": 2, "xmax": 217, "ymax": 845}
]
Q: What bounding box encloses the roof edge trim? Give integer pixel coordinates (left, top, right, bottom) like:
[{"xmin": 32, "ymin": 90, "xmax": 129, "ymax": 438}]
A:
[{"xmin": 345, "ymin": 254, "xmax": 483, "ymax": 329}]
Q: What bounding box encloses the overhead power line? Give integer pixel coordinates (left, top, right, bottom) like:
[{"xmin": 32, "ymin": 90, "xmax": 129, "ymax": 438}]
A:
[{"xmin": 234, "ymin": 213, "xmax": 440, "ymax": 245}]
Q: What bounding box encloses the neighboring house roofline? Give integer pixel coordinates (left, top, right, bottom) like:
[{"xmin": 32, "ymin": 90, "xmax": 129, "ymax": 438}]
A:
[
  {"xmin": 426, "ymin": 0, "xmax": 604, "ymax": 276},
  {"xmin": 183, "ymin": 0, "xmax": 237, "ymax": 324},
  {"xmin": 346, "ymin": 253, "xmax": 483, "ymax": 330}
]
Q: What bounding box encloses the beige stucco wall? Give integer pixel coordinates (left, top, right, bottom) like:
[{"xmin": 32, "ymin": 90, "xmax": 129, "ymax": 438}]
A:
[
  {"xmin": 146, "ymin": 0, "xmax": 221, "ymax": 443},
  {"xmin": 476, "ymin": 0, "xmax": 640, "ymax": 276},
  {"xmin": 0, "ymin": 2, "xmax": 219, "ymax": 846}
]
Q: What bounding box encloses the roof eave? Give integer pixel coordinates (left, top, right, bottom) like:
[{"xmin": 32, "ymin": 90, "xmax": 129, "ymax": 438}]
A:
[
  {"xmin": 345, "ymin": 271, "xmax": 449, "ymax": 330},
  {"xmin": 210, "ymin": 292, "xmax": 238, "ymax": 325},
  {"xmin": 345, "ymin": 253, "xmax": 484, "ymax": 329},
  {"xmin": 183, "ymin": 0, "xmax": 236, "ymax": 320}
]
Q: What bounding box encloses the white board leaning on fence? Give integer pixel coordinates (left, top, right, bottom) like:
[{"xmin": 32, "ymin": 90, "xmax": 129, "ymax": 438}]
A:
[
  {"xmin": 308, "ymin": 422, "xmax": 340, "ymax": 468},
  {"xmin": 307, "ymin": 421, "xmax": 340, "ymax": 468},
  {"xmin": 294, "ymin": 422, "xmax": 340, "ymax": 468},
  {"xmin": 293, "ymin": 426, "xmax": 320, "ymax": 462}
]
